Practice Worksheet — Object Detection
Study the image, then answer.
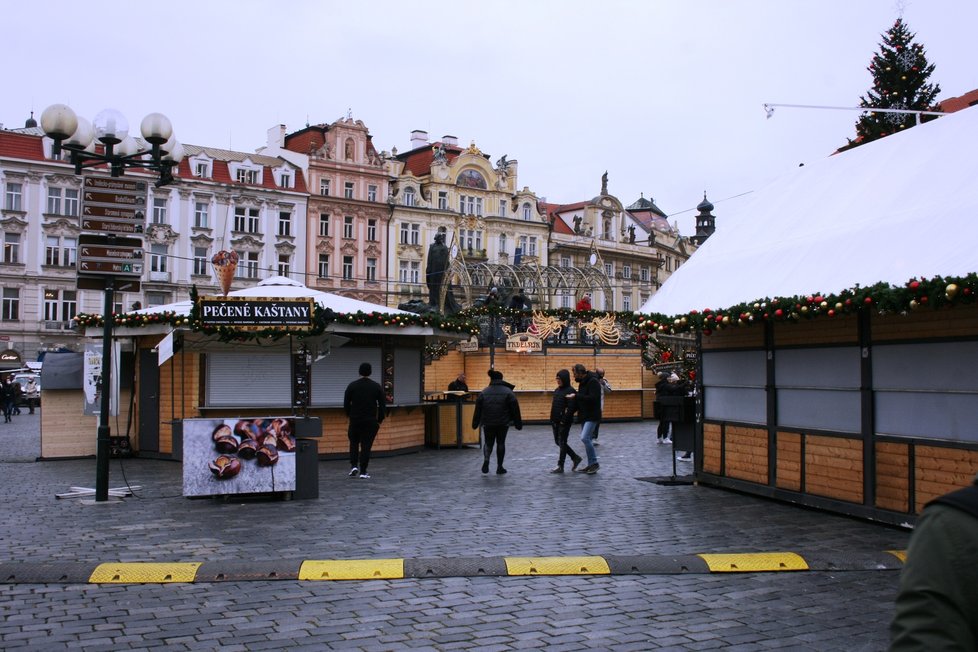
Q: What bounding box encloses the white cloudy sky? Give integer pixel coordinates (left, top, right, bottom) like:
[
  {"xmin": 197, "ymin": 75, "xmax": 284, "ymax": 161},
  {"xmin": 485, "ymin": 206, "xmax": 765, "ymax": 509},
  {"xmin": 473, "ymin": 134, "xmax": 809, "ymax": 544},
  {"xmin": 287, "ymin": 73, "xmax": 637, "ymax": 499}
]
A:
[{"xmin": 3, "ymin": 0, "xmax": 975, "ymax": 234}]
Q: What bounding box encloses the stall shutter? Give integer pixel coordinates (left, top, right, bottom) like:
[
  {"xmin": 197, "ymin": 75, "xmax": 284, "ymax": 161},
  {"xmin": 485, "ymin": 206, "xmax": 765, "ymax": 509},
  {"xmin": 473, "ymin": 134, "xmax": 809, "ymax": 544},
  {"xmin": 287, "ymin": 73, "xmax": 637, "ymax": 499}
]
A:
[
  {"xmin": 206, "ymin": 351, "xmax": 291, "ymax": 407},
  {"xmin": 311, "ymin": 347, "xmax": 382, "ymax": 407},
  {"xmin": 393, "ymin": 347, "xmax": 421, "ymax": 404}
]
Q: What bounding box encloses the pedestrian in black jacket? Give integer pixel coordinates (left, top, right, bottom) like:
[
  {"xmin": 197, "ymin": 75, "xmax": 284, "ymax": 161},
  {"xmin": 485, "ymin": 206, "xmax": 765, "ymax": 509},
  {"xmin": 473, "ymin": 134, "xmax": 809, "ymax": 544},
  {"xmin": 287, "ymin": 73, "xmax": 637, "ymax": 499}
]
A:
[
  {"xmin": 572, "ymin": 363, "xmax": 602, "ymax": 473},
  {"xmin": 472, "ymin": 369, "xmax": 523, "ymax": 474},
  {"xmin": 549, "ymin": 369, "xmax": 583, "ymax": 473},
  {"xmin": 343, "ymin": 362, "xmax": 386, "ymax": 479}
]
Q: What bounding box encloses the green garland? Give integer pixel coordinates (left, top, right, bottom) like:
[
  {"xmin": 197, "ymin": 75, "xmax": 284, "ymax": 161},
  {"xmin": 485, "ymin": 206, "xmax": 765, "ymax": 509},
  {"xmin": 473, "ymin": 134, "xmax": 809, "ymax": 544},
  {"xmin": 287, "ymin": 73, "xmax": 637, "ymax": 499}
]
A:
[{"xmin": 72, "ymin": 274, "xmax": 978, "ymax": 342}]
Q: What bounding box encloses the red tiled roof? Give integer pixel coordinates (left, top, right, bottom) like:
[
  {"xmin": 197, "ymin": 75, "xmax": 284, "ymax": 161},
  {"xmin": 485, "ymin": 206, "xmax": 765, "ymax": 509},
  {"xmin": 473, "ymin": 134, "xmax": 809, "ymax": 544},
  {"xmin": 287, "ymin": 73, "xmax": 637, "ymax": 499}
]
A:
[
  {"xmin": 551, "ymin": 215, "xmax": 575, "ymax": 235},
  {"xmin": 939, "ymin": 89, "xmax": 978, "ymax": 113},
  {"xmin": 175, "ymin": 156, "xmax": 306, "ymax": 192},
  {"xmin": 284, "ymin": 125, "xmax": 327, "ymax": 154},
  {"xmin": 0, "ymin": 131, "xmax": 45, "ymax": 161},
  {"xmin": 398, "ymin": 142, "xmax": 463, "ymax": 177}
]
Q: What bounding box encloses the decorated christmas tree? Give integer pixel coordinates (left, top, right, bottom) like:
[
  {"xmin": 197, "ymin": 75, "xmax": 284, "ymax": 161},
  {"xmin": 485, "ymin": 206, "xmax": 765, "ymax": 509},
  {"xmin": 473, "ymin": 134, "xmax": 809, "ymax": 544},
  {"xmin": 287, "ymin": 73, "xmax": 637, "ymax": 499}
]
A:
[{"xmin": 840, "ymin": 18, "xmax": 941, "ymax": 151}]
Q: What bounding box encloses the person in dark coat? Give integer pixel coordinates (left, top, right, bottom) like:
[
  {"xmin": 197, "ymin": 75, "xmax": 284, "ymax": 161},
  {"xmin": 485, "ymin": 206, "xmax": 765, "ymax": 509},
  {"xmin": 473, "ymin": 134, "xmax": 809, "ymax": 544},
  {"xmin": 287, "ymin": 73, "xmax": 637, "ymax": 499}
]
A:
[
  {"xmin": 472, "ymin": 369, "xmax": 523, "ymax": 475},
  {"xmin": 549, "ymin": 369, "xmax": 583, "ymax": 473},
  {"xmin": 891, "ymin": 473, "xmax": 978, "ymax": 649},
  {"xmin": 448, "ymin": 373, "xmax": 468, "ymax": 393},
  {"xmin": 1, "ymin": 376, "xmax": 17, "ymax": 423},
  {"xmin": 343, "ymin": 362, "xmax": 386, "ymax": 479},
  {"xmin": 572, "ymin": 363, "xmax": 601, "ymax": 474}
]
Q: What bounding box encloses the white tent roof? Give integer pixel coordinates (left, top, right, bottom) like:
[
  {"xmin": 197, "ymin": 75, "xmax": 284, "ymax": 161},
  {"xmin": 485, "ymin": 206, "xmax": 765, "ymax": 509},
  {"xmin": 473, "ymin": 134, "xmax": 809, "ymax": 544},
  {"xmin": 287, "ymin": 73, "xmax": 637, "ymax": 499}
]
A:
[
  {"xmin": 134, "ymin": 276, "xmax": 415, "ymax": 317},
  {"xmin": 642, "ymin": 106, "xmax": 978, "ymax": 316}
]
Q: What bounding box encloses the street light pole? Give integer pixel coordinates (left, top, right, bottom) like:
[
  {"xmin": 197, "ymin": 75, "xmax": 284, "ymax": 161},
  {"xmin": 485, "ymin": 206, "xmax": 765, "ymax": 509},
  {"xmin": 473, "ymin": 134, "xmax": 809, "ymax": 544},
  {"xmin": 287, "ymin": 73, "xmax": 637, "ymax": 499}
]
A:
[{"xmin": 41, "ymin": 103, "xmax": 183, "ymax": 502}]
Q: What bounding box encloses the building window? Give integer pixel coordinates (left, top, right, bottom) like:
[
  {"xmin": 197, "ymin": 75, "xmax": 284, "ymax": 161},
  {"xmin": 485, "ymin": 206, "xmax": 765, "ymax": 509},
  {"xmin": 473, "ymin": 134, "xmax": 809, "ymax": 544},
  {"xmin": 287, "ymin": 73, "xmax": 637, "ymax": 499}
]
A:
[
  {"xmin": 343, "ymin": 216, "xmax": 354, "ymax": 239},
  {"xmin": 344, "ymin": 181, "xmax": 354, "ymax": 199},
  {"xmin": 528, "ymin": 236, "xmax": 537, "ymax": 256},
  {"xmin": 518, "ymin": 236, "xmax": 527, "ymax": 257},
  {"xmin": 400, "ymin": 222, "xmax": 420, "ymax": 245},
  {"xmin": 4, "ymin": 183, "xmax": 23, "ymax": 211},
  {"xmin": 623, "ymin": 295, "xmax": 631, "ymax": 312},
  {"xmin": 319, "ymin": 213, "xmax": 330, "ymax": 237},
  {"xmin": 342, "ymin": 256, "xmax": 354, "ymax": 280},
  {"xmin": 319, "ymin": 179, "xmax": 330, "ymax": 196},
  {"xmin": 462, "ymin": 229, "xmax": 482, "ymax": 252},
  {"xmin": 438, "ymin": 191, "xmax": 448, "ymax": 210},
  {"xmin": 559, "ymin": 290, "xmax": 571, "ymax": 309},
  {"xmin": 278, "ymin": 211, "xmax": 292, "ymax": 237},
  {"xmin": 318, "ymin": 254, "xmax": 329, "ymax": 278},
  {"xmin": 403, "ymin": 187, "xmax": 416, "ymax": 207},
  {"xmin": 45, "ymin": 235, "xmax": 77, "ymax": 267},
  {"xmin": 193, "ymin": 247, "xmax": 208, "ymax": 275},
  {"xmin": 368, "ymin": 185, "xmax": 377, "ymax": 202},
  {"xmin": 366, "ymin": 258, "xmax": 377, "ymax": 281},
  {"xmin": 236, "ymin": 168, "xmax": 258, "ymax": 184},
  {"xmin": 623, "ymin": 265, "xmax": 631, "ymax": 280},
  {"xmin": 150, "ymin": 244, "xmax": 168, "ymax": 273},
  {"xmin": 238, "ymin": 251, "xmax": 259, "ymax": 279},
  {"xmin": 146, "ymin": 292, "xmax": 168, "ymax": 307},
  {"xmin": 499, "ymin": 200, "xmax": 506, "ymax": 217},
  {"xmin": 1, "ymin": 288, "xmax": 19, "ymax": 321},
  {"xmin": 277, "ymin": 254, "xmax": 290, "ymax": 277},
  {"xmin": 45, "ymin": 187, "xmax": 78, "ymax": 215},
  {"xmin": 499, "ymin": 233, "xmax": 507, "ymax": 254},
  {"xmin": 640, "ymin": 293, "xmax": 649, "ymax": 306},
  {"xmin": 43, "ymin": 289, "xmax": 76, "ymax": 322},
  {"xmin": 398, "ymin": 260, "xmax": 420, "ymax": 283},
  {"xmin": 152, "ymin": 197, "xmax": 167, "ymax": 224},
  {"xmin": 279, "ymin": 172, "xmax": 292, "ymax": 188},
  {"xmin": 560, "ymin": 255, "xmax": 570, "ymax": 268},
  {"xmin": 367, "ymin": 219, "xmax": 377, "ymax": 241},
  {"xmin": 3, "ymin": 232, "xmax": 20, "ymax": 263},
  {"xmin": 522, "ymin": 203, "xmax": 531, "ymax": 221},
  {"xmin": 459, "ymin": 195, "xmax": 482, "ymax": 216},
  {"xmin": 234, "ymin": 207, "xmax": 260, "ymax": 233},
  {"xmin": 194, "ymin": 162, "xmax": 208, "ymax": 178},
  {"xmin": 604, "ymin": 263, "xmax": 613, "ymax": 277},
  {"xmin": 194, "ymin": 201, "xmax": 209, "ymax": 228},
  {"xmin": 640, "ymin": 266, "xmax": 650, "ymax": 282},
  {"xmin": 602, "ymin": 217, "xmax": 612, "ymax": 240}
]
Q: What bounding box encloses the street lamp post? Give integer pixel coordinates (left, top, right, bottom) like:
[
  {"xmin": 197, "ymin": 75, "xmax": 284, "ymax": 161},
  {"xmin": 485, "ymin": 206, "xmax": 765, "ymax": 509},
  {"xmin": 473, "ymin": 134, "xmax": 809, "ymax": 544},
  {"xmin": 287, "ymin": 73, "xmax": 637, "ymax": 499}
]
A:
[{"xmin": 41, "ymin": 103, "xmax": 184, "ymax": 502}]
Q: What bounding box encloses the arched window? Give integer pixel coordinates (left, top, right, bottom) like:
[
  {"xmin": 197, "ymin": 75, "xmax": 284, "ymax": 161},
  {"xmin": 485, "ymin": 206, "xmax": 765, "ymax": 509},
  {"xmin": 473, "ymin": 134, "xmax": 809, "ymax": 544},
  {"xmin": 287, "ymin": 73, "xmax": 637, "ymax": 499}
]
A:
[
  {"xmin": 522, "ymin": 203, "xmax": 531, "ymax": 221},
  {"xmin": 499, "ymin": 233, "xmax": 507, "ymax": 253},
  {"xmin": 403, "ymin": 187, "xmax": 416, "ymax": 207}
]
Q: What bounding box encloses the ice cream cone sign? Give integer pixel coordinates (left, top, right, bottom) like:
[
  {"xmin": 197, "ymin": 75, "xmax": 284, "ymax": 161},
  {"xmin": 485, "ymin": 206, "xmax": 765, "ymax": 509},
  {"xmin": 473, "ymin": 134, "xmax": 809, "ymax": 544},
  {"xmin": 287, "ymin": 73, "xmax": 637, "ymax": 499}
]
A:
[{"xmin": 211, "ymin": 249, "xmax": 239, "ymax": 296}]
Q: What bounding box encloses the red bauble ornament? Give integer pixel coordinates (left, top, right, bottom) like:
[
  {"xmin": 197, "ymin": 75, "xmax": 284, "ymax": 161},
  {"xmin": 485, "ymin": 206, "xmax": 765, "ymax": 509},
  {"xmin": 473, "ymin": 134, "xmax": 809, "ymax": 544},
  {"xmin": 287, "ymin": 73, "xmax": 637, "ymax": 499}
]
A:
[
  {"xmin": 775, "ymin": 309, "xmax": 784, "ymax": 318},
  {"xmin": 864, "ymin": 297, "xmax": 873, "ymax": 305},
  {"xmin": 909, "ymin": 281, "xmax": 920, "ymax": 290}
]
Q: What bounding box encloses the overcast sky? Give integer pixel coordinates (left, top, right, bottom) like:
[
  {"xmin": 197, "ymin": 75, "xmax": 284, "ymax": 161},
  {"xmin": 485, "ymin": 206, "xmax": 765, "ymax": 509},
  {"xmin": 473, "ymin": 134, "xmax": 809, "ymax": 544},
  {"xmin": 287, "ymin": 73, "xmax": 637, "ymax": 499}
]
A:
[{"xmin": 4, "ymin": 0, "xmax": 975, "ymax": 234}]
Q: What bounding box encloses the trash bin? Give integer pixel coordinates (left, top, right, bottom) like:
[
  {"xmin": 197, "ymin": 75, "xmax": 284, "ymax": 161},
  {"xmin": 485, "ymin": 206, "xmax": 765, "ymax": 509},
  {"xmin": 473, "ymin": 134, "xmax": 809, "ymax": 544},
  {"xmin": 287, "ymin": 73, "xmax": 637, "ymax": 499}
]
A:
[{"xmin": 294, "ymin": 438, "xmax": 319, "ymax": 500}]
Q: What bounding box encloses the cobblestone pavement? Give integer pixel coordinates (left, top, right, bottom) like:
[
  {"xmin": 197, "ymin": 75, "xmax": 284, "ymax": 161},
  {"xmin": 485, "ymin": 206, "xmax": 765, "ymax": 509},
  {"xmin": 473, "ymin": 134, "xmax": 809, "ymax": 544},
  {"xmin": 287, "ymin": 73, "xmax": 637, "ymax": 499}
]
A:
[{"xmin": 0, "ymin": 411, "xmax": 910, "ymax": 650}]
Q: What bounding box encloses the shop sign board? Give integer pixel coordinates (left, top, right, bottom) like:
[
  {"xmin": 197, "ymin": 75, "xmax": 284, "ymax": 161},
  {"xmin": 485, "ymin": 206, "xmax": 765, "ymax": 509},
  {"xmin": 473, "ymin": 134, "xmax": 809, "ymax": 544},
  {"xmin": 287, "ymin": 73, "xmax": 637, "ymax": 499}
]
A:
[
  {"xmin": 505, "ymin": 332, "xmax": 543, "ymax": 353},
  {"xmin": 458, "ymin": 336, "xmax": 479, "ymax": 352},
  {"xmin": 197, "ymin": 295, "xmax": 315, "ymax": 330}
]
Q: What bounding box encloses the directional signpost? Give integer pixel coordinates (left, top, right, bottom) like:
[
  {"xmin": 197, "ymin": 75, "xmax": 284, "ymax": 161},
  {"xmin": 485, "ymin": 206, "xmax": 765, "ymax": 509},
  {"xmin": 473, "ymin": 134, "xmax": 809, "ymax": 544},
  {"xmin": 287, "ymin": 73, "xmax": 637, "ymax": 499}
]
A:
[{"xmin": 81, "ymin": 177, "xmax": 147, "ymax": 234}]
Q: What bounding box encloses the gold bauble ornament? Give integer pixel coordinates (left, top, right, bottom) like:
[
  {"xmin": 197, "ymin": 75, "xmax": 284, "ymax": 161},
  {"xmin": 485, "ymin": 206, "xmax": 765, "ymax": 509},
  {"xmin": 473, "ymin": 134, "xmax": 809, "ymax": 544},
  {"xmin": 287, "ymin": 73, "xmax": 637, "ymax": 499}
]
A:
[
  {"xmin": 946, "ymin": 283, "xmax": 959, "ymax": 299},
  {"xmin": 910, "ymin": 300, "xmax": 919, "ymax": 310}
]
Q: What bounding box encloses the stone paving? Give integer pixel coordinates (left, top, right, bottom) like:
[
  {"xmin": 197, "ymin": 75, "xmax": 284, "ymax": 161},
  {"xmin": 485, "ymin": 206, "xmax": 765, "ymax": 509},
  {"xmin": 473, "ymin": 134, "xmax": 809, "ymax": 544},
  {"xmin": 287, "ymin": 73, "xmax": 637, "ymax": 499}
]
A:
[{"xmin": 0, "ymin": 410, "xmax": 910, "ymax": 650}]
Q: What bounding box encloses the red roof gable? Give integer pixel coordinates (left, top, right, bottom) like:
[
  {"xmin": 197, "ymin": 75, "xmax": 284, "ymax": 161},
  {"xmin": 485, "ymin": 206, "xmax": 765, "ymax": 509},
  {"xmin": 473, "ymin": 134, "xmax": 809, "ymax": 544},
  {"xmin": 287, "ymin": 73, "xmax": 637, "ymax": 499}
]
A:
[
  {"xmin": 398, "ymin": 142, "xmax": 463, "ymax": 177},
  {"xmin": 0, "ymin": 131, "xmax": 45, "ymax": 161},
  {"xmin": 284, "ymin": 125, "xmax": 327, "ymax": 154}
]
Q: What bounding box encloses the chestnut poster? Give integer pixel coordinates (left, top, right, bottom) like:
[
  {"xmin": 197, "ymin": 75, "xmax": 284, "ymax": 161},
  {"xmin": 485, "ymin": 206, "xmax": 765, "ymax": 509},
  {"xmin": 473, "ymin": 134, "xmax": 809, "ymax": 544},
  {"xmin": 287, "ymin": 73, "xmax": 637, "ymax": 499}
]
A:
[{"xmin": 182, "ymin": 417, "xmax": 297, "ymax": 497}]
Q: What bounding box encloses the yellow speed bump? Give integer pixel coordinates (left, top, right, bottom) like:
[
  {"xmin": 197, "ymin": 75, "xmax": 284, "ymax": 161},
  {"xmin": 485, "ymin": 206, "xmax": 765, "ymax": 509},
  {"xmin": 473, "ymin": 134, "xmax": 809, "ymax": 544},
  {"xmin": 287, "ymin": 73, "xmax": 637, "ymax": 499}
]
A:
[
  {"xmin": 299, "ymin": 559, "xmax": 404, "ymax": 581},
  {"xmin": 697, "ymin": 552, "xmax": 808, "ymax": 573},
  {"xmin": 89, "ymin": 562, "xmax": 202, "ymax": 584},
  {"xmin": 888, "ymin": 550, "xmax": 907, "ymax": 563},
  {"xmin": 504, "ymin": 556, "xmax": 610, "ymax": 576}
]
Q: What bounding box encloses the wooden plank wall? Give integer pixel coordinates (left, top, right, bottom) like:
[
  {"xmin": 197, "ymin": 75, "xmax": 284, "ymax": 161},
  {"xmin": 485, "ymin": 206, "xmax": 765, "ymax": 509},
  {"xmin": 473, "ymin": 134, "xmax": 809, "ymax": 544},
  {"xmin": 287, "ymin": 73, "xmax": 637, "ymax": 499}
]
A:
[
  {"xmin": 155, "ymin": 349, "xmax": 201, "ymax": 455},
  {"xmin": 775, "ymin": 432, "xmax": 802, "ymax": 491},
  {"xmin": 805, "ymin": 435, "xmax": 863, "ymax": 503},
  {"xmin": 913, "ymin": 445, "xmax": 978, "ymax": 511},
  {"xmin": 40, "ymin": 389, "xmax": 132, "ymax": 459},
  {"xmin": 724, "ymin": 425, "xmax": 768, "ymax": 484},
  {"xmin": 702, "ymin": 423, "xmax": 722, "ymax": 474},
  {"xmin": 875, "ymin": 441, "xmax": 909, "ymax": 512},
  {"xmin": 873, "ymin": 304, "xmax": 978, "ymax": 341}
]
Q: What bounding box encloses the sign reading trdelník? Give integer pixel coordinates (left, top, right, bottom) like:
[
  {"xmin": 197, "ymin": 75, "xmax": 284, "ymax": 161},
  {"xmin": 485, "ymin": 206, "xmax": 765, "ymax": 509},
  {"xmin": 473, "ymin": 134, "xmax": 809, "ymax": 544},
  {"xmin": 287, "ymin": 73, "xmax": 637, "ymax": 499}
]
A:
[{"xmin": 198, "ymin": 296, "xmax": 315, "ymax": 330}]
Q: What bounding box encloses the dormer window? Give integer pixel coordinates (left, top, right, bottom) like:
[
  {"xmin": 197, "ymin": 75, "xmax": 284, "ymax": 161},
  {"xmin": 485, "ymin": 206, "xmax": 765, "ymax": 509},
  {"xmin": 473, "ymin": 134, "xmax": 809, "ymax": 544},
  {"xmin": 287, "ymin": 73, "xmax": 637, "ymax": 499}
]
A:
[
  {"xmin": 190, "ymin": 156, "xmax": 213, "ymax": 179},
  {"xmin": 403, "ymin": 187, "xmax": 416, "ymax": 207},
  {"xmin": 280, "ymin": 172, "xmax": 292, "ymax": 188},
  {"xmin": 230, "ymin": 160, "xmax": 262, "ymax": 185},
  {"xmin": 522, "ymin": 203, "xmax": 531, "ymax": 221},
  {"xmin": 194, "ymin": 162, "xmax": 208, "ymax": 178},
  {"xmin": 237, "ymin": 168, "xmax": 259, "ymax": 184},
  {"xmin": 273, "ymin": 165, "xmax": 295, "ymax": 189}
]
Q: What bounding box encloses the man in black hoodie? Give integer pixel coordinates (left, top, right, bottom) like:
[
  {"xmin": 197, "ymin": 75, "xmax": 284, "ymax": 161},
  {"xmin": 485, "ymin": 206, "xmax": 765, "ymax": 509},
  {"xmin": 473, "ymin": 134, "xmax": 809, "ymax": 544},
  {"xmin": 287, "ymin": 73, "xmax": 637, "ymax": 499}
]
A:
[
  {"xmin": 549, "ymin": 369, "xmax": 583, "ymax": 473},
  {"xmin": 472, "ymin": 369, "xmax": 523, "ymax": 475},
  {"xmin": 572, "ymin": 363, "xmax": 601, "ymax": 474}
]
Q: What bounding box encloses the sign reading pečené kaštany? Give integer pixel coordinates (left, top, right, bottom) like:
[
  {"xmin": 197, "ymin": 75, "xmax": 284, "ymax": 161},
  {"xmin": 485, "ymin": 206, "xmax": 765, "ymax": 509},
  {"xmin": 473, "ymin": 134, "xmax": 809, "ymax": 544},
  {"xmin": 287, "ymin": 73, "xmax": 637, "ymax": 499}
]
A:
[{"xmin": 198, "ymin": 296, "xmax": 315, "ymax": 330}]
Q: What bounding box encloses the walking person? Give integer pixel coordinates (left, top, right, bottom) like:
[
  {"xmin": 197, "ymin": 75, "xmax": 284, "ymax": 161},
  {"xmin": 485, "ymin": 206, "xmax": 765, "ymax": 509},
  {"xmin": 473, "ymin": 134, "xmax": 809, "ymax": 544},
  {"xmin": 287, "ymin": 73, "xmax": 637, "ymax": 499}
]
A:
[
  {"xmin": 1, "ymin": 376, "xmax": 16, "ymax": 423},
  {"xmin": 592, "ymin": 367, "xmax": 612, "ymax": 445},
  {"xmin": 654, "ymin": 371, "xmax": 675, "ymax": 445},
  {"xmin": 572, "ymin": 363, "xmax": 601, "ymax": 474},
  {"xmin": 25, "ymin": 377, "xmax": 39, "ymax": 415},
  {"xmin": 472, "ymin": 369, "xmax": 523, "ymax": 475},
  {"xmin": 343, "ymin": 362, "xmax": 386, "ymax": 479},
  {"xmin": 549, "ymin": 369, "xmax": 583, "ymax": 473}
]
